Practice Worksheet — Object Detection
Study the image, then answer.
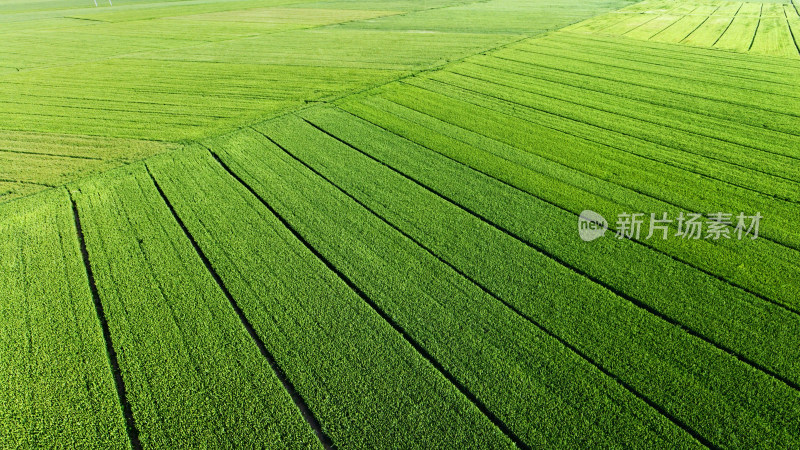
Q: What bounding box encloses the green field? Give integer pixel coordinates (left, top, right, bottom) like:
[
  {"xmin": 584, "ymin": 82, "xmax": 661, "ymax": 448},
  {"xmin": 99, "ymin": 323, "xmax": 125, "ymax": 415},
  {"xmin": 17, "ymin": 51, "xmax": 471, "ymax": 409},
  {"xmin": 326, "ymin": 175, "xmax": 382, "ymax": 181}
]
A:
[{"xmin": 2, "ymin": 0, "xmax": 799, "ymax": 447}]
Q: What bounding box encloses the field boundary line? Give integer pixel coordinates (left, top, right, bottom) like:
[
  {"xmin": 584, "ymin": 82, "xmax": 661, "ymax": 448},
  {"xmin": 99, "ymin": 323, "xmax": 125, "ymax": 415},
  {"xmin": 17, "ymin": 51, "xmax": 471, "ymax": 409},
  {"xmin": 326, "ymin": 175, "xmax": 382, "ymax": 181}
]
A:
[
  {"xmin": 68, "ymin": 189, "xmax": 142, "ymax": 450},
  {"xmin": 0, "ymin": 178, "xmax": 56, "ymax": 187},
  {"xmin": 143, "ymin": 165, "xmax": 335, "ymax": 450},
  {"xmin": 303, "ymin": 114, "xmax": 800, "ymax": 395},
  {"xmin": 291, "ymin": 118, "xmax": 713, "ymax": 448},
  {"xmin": 208, "ymin": 136, "xmax": 529, "ymax": 449},
  {"xmin": 334, "ymin": 106, "xmax": 800, "ymax": 321}
]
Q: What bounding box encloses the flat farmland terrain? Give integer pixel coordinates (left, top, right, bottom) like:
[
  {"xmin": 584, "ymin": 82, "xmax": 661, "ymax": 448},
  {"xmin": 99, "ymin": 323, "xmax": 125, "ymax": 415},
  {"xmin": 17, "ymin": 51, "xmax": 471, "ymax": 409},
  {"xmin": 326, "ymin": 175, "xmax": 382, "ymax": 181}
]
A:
[{"xmin": 1, "ymin": 0, "xmax": 798, "ymax": 448}]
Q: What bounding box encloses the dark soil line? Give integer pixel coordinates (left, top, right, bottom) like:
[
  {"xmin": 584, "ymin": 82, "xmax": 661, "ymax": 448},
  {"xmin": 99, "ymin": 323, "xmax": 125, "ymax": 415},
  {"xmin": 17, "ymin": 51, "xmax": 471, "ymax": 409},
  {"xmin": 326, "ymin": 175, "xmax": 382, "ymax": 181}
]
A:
[
  {"xmin": 674, "ymin": 9, "xmax": 713, "ymax": 43},
  {"xmin": 785, "ymin": 10, "xmax": 800, "ymax": 57},
  {"xmin": 748, "ymin": 6, "xmax": 763, "ymax": 51},
  {"xmin": 305, "ymin": 116, "xmax": 800, "ymax": 396},
  {"xmin": 712, "ymin": 6, "xmax": 743, "ymax": 46},
  {"xmin": 143, "ymin": 165, "xmax": 335, "ymax": 450},
  {"xmin": 336, "ymin": 106, "xmax": 800, "ymax": 321},
  {"xmin": 230, "ymin": 131, "xmax": 529, "ymax": 450},
  {"xmin": 279, "ymin": 119, "xmax": 713, "ymax": 448},
  {"xmin": 69, "ymin": 192, "xmax": 142, "ymax": 450}
]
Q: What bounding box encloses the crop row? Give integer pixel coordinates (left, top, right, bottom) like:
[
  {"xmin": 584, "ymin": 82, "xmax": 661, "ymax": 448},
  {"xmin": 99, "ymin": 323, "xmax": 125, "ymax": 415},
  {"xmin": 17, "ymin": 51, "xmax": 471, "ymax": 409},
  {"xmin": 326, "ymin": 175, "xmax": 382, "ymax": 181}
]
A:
[
  {"xmin": 451, "ymin": 55, "xmax": 799, "ymax": 161},
  {"xmin": 0, "ymin": 189, "xmax": 128, "ymax": 448},
  {"xmin": 531, "ymin": 32, "xmax": 800, "ymax": 85},
  {"xmin": 405, "ymin": 70, "xmax": 800, "ymax": 245},
  {"xmin": 70, "ymin": 166, "xmax": 319, "ymax": 448},
  {"xmin": 425, "ymin": 65, "xmax": 800, "ymax": 195},
  {"xmin": 205, "ymin": 126, "xmax": 697, "ymax": 448},
  {"xmin": 356, "ymin": 81, "xmax": 800, "ymax": 266},
  {"xmin": 336, "ymin": 88, "xmax": 800, "ymax": 312},
  {"xmin": 564, "ymin": 1, "xmax": 800, "ymax": 58},
  {"xmin": 304, "ymin": 104, "xmax": 800, "ymax": 390},
  {"xmin": 258, "ymin": 108, "xmax": 800, "ymax": 448},
  {"xmin": 145, "ymin": 146, "xmax": 510, "ymax": 448}
]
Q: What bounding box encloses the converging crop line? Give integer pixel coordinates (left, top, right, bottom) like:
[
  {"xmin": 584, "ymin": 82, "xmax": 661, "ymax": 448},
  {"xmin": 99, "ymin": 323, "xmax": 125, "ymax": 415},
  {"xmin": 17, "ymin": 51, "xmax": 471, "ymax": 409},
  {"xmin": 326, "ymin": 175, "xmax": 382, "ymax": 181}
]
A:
[
  {"xmin": 526, "ymin": 39, "xmax": 800, "ymax": 89},
  {"xmin": 508, "ymin": 45, "xmax": 800, "ymax": 103},
  {"xmin": 337, "ymin": 108, "xmax": 800, "ymax": 321},
  {"xmin": 467, "ymin": 59, "xmax": 800, "ymax": 159},
  {"xmin": 300, "ymin": 119, "xmax": 718, "ymax": 446},
  {"xmin": 548, "ymin": 33, "xmax": 800, "ymax": 84},
  {"xmin": 220, "ymin": 133, "xmax": 529, "ymax": 450},
  {"xmin": 557, "ymin": 30, "xmax": 795, "ymax": 75},
  {"xmin": 303, "ymin": 117, "xmax": 800, "ymax": 396},
  {"xmin": 69, "ymin": 191, "xmax": 142, "ymax": 450},
  {"xmin": 143, "ymin": 165, "xmax": 335, "ymax": 450},
  {"xmin": 438, "ymin": 67, "xmax": 800, "ymax": 175}
]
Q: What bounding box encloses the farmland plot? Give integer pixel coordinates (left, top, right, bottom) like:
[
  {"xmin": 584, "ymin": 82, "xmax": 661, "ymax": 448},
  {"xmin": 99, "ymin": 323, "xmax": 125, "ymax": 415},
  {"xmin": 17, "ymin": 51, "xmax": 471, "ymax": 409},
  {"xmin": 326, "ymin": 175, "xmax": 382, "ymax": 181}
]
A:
[
  {"xmin": 301, "ymin": 105, "xmax": 800, "ymax": 391},
  {"xmin": 336, "ymin": 31, "xmax": 800, "ymax": 310},
  {"xmin": 70, "ymin": 166, "xmax": 320, "ymax": 448},
  {"xmin": 252, "ymin": 111, "xmax": 800, "ymax": 448},
  {"xmin": 204, "ymin": 128, "xmax": 698, "ymax": 448},
  {"xmin": 0, "ymin": 189, "xmax": 127, "ymax": 448},
  {"xmin": 144, "ymin": 147, "xmax": 511, "ymax": 448},
  {"xmin": 1, "ymin": 0, "xmax": 799, "ymax": 446},
  {"xmin": 0, "ymin": 0, "xmax": 560, "ymax": 198}
]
